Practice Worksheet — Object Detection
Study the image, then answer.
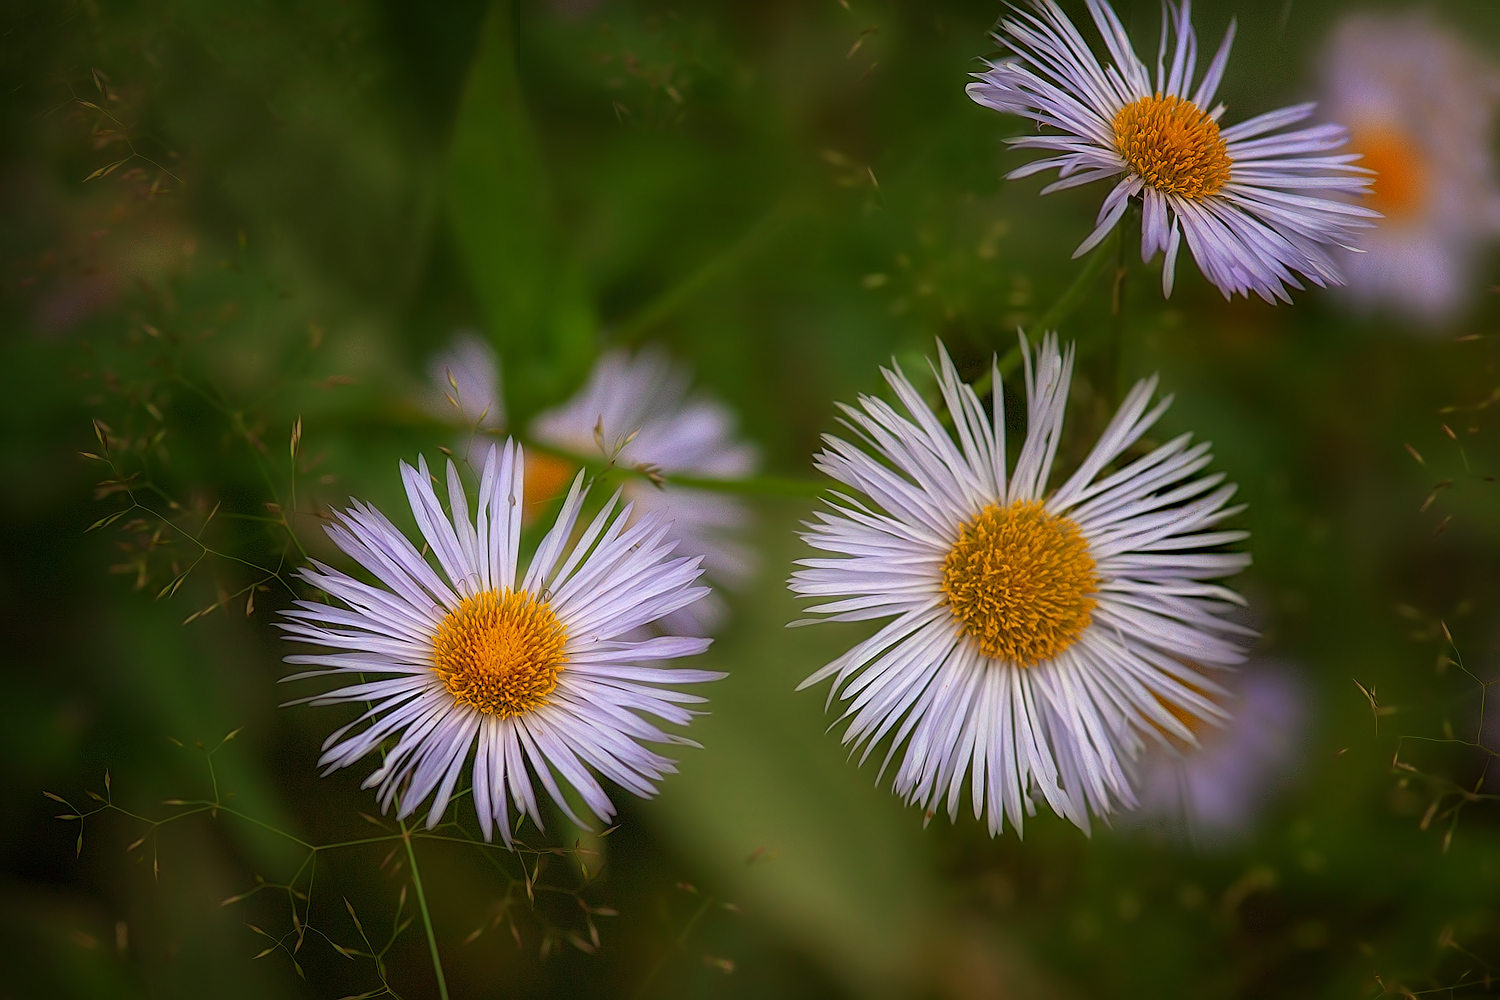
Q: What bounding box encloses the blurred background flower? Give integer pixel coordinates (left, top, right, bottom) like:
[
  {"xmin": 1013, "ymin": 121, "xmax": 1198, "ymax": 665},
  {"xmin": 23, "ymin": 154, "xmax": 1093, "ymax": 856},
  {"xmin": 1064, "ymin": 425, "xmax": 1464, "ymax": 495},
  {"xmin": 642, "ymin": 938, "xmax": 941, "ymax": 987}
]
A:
[
  {"xmin": 425, "ymin": 329, "xmax": 506, "ymax": 436},
  {"xmin": 530, "ymin": 347, "xmax": 760, "ymax": 634},
  {"xmin": 1322, "ymin": 11, "xmax": 1500, "ymax": 324},
  {"xmin": 1133, "ymin": 662, "xmax": 1309, "ymax": 846}
]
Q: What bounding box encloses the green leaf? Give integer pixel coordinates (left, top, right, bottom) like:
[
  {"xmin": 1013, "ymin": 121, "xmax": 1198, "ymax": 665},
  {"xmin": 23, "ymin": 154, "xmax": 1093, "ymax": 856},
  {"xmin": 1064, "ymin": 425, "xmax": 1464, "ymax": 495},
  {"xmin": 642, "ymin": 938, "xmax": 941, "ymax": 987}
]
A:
[
  {"xmin": 445, "ymin": 0, "xmax": 594, "ymax": 419},
  {"xmin": 643, "ymin": 510, "xmax": 940, "ymax": 997}
]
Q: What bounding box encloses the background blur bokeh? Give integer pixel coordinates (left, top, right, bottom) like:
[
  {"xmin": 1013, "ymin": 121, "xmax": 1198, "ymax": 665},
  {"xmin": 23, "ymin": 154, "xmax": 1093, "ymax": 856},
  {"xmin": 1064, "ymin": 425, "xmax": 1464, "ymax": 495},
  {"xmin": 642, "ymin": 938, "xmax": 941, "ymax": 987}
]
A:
[{"xmin": 6, "ymin": 0, "xmax": 1500, "ymax": 996}]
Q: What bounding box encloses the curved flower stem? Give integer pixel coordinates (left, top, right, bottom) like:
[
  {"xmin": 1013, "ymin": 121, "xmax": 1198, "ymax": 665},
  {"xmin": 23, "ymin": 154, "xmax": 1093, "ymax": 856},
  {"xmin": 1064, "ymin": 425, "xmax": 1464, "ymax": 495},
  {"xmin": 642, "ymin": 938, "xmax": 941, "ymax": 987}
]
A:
[
  {"xmin": 614, "ymin": 199, "xmax": 799, "ymax": 345},
  {"xmin": 400, "ymin": 818, "xmax": 450, "ymax": 1000},
  {"xmin": 632, "ymin": 891, "xmax": 716, "ymax": 999},
  {"xmin": 965, "ymin": 226, "xmax": 1125, "ymax": 402},
  {"xmin": 1108, "ymin": 202, "xmax": 1141, "ymax": 404},
  {"xmin": 1030, "ymin": 224, "xmax": 1122, "ymax": 340}
]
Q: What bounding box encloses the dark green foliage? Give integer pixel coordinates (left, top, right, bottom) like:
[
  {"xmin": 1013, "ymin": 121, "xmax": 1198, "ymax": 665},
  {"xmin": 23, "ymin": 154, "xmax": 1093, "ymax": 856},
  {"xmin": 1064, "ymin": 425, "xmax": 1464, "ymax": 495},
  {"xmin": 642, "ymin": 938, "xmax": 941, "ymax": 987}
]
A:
[{"xmin": 4, "ymin": 0, "xmax": 1500, "ymax": 997}]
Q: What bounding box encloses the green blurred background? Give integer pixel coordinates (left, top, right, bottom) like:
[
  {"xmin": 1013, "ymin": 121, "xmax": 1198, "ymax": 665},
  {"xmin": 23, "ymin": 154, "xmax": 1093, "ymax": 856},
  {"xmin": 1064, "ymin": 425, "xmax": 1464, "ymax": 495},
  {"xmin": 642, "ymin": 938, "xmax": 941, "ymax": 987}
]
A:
[{"xmin": 5, "ymin": 0, "xmax": 1500, "ymax": 996}]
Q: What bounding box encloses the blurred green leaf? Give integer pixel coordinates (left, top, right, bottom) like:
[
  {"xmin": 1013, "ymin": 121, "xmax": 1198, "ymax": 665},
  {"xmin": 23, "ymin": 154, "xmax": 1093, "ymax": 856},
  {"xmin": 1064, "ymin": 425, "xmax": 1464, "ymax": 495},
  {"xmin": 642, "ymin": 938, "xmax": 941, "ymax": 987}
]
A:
[
  {"xmin": 445, "ymin": 0, "xmax": 595, "ymax": 419},
  {"xmin": 645, "ymin": 506, "xmax": 940, "ymax": 996}
]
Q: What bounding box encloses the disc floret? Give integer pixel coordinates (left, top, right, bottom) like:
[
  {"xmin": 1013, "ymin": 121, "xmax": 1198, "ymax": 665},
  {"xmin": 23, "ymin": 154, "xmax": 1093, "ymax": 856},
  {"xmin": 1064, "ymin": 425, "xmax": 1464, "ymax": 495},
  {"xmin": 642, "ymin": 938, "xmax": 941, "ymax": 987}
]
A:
[
  {"xmin": 940, "ymin": 500, "xmax": 1100, "ymax": 667},
  {"xmin": 431, "ymin": 589, "xmax": 567, "ymax": 718},
  {"xmin": 1113, "ymin": 94, "xmax": 1233, "ymax": 200}
]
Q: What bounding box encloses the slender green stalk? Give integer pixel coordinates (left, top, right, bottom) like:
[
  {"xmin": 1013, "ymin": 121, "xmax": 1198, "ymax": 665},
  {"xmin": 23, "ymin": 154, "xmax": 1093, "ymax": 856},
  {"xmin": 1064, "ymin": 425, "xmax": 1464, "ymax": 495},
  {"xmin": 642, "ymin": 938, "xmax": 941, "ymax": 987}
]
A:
[
  {"xmin": 614, "ymin": 200, "xmax": 797, "ymax": 344},
  {"xmin": 1109, "ymin": 204, "xmax": 1141, "ymax": 404},
  {"xmin": 1027, "ymin": 224, "xmax": 1122, "ymax": 339},
  {"xmin": 632, "ymin": 893, "xmax": 715, "ymax": 999},
  {"xmin": 964, "ymin": 228, "xmax": 1125, "ymax": 403},
  {"xmin": 521, "ymin": 437, "xmax": 827, "ymax": 499},
  {"xmin": 400, "ymin": 819, "xmax": 450, "ymax": 1000},
  {"xmin": 641, "ymin": 471, "xmax": 826, "ymax": 498}
]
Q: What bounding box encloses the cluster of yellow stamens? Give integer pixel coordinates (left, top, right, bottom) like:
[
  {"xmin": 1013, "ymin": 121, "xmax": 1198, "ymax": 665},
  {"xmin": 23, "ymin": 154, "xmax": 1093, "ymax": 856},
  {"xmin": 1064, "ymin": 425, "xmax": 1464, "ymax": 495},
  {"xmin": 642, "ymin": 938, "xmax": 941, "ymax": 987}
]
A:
[
  {"xmin": 431, "ymin": 589, "xmax": 567, "ymax": 717},
  {"xmin": 1112, "ymin": 93, "xmax": 1233, "ymax": 200},
  {"xmin": 940, "ymin": 500, "xmax": 1100, "ymax": 667}
]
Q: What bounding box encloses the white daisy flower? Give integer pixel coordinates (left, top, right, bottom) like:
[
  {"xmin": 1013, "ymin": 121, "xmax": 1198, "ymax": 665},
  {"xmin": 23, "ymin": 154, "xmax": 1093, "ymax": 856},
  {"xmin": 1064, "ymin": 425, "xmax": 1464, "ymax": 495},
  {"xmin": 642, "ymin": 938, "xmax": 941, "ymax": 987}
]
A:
[
  {"xmin": 1134, "ymin": 664, "xmax": 1306, "ymax": 844},
  {"xmin": 791, "ymin": 335, "xmax": 1253, "ymax": 836},
  {"xmin": 280, "ymin": 440, "xmax": 721, "ymax": 845},
  {"xmin": 967, "ymin": 0, "xmax": 1376, "ymax": 303},
  {"xmin": 1321, "ymin": 13, "xmax": 1500, "ymax": 323},
  {"xmin": 530, "ymin": 348, "xmax": 759, "ymax": 635},
  {"xmin": 426, "ymin": 330, "xmax": 505, "ymax": 432}
]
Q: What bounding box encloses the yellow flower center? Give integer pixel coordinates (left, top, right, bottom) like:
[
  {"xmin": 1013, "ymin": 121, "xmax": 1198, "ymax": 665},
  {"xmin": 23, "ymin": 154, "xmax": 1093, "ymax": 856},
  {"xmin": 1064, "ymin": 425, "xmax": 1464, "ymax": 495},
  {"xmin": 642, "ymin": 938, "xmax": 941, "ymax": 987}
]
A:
[
  {"xmin": 1112, "ymin": 94, "xmax": 1233, "ymax": 200},
  {"xmin": 940, "ymin": 500, "xmax": 1100, "ymax": 667},
  {"xmin": 1349, "ymin": 126, "xmax": 1426, "ymax": 219},
  {"xmin": 431, "ymin": 589, "xmax": 567, "ymax": 717}
]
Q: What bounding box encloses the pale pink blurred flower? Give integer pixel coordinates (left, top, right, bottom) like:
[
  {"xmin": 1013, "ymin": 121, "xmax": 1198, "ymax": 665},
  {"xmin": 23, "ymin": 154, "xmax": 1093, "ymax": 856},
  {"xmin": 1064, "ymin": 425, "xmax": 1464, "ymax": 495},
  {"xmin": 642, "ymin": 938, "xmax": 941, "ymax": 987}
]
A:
[
  {"xmin": 530, "ymin": 348, "xmax": 759, "ymax": 635},
  {"xmin": 1323, "ymin": 13, "xmax": 1500, "ymax": 324},
  {"xmin": 1135, "ymin": 664, "xmax": 1307, "ymax": 844},
  {"xmin": 426, "ymin": 331, "xmax": 505, "ymax": 432}
]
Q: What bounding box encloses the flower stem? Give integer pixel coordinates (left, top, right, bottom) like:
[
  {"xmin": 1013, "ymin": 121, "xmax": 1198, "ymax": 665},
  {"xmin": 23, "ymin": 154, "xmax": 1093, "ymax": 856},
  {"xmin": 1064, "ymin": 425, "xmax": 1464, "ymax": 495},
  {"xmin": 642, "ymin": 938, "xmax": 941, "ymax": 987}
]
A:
[
  {"xmin": 965, "ymin": 227, "xmax": 1126, "ymax": 403},
  {"xmin": 520, "ymin": 436, "xmax": 828, "ymax": 498},
  {"xmin": 1109, "ymin": 203, "xmax": 1141, "ymax": 404},
  {"xmin": 614, "ymin": 199, "xmax": 798, "ymax": 345},
  {"xmin": 400, "ymin": 820, "xmax": 450, "ymax": 1000},
  {"xmin": 1028, "ymin": 224, "xmax": 1121, "ymax": 339},
  {"xmin": 632, "ymin": 892, "xmax": 715, "ymax": 999}
]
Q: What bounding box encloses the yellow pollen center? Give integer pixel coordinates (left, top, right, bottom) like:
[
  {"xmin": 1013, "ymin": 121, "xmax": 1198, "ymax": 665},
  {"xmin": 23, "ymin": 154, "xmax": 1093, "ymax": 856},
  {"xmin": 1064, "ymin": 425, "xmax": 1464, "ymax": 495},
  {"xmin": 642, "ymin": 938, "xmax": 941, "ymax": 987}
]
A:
[
  {"xmin": 431, "ymin": 589, "xmax": 567, "ymax": 717},
  {"xmin": 940, "ymin": 500, "xmax": 1100, "ymax": 667},
  {"xmin": 1112, "ymin": 94, "xmax": 1233, "ymax": 200},
  {"xmin": 1349, "ymin": 126, "xmax": 1427, "ymax": 219}
]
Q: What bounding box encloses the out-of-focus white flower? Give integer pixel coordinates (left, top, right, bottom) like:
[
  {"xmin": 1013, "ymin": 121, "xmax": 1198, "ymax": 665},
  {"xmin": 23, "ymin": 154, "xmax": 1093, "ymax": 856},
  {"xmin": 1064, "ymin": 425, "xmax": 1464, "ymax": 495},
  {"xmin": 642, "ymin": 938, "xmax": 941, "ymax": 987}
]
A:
[
  {"xmin": 1322, "ymin": 14, "xmax": 1500, "ymax": 323},
  {"xmin": 427, "ymin": 331, "xmax": 505, "ymax": 431},
  {"xmin": 281, "ymin": 441, "xmax": 721, "ymax": 845},
  {"xmin": 530, "ymin": 348, "xmax": 759, "ymax": 635},
  {"xmin": 967, "ymin": 0, "xmax": 1376, "ymax": 303},
  {"xmin": 791, "ymin": 336, "xmax": 1253, "ymax": 837},
  {"xmin": 1134, "ymin": 664, "xmax": 1307, "ymax": 844}
]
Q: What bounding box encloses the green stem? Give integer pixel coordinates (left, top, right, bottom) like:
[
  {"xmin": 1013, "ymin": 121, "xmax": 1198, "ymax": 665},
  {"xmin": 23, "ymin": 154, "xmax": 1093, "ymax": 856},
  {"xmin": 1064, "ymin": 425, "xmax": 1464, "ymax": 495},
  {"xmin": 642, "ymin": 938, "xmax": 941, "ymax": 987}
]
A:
[
  {"xmin": 614, "ymin": 200, "xmax": 797, "ymax": 344},
  {"xmin": 521, "ymin": 437, "xmax": 827, "ymax": 499},
  {"xmin": 632, "ymin": 893, "xmax": 715, "ymax": 999},
  {"xmin": 400, "ymin": 819, "xmax": 450, "ymax": 1000},
  {"xmin": 1109, "ymin": 203, "xmax": 1140, "ymax": 404},
  {"xmin": 1028, "ymin": 225, "xmax": 1121, "ymax": 338},
  {"xmin": 638, "ymin": 470, "xmax": 824, "ymax": 498},
  {"xmin": 964, "ymin": 227, "xmax": 1125, "ymax": 402}
]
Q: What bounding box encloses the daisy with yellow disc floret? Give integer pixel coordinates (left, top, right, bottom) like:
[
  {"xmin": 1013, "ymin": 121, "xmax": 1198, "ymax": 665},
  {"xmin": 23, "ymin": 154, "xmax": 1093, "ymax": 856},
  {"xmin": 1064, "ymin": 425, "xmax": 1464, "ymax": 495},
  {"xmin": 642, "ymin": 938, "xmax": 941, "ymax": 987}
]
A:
[
  {"xmin": 280, "ymin": 441, "xmax": 721, "ymax": 845},
  {"xmin": 1321, "ymin": 13, "xmax": 1500, "ymax": 324},
  {"xmin": 791, "ymin": 336, "xmax": 1252, "ymax": 835},
  {"xmin": 967, "ymin": 0, "xmax": 1377, "ymax": 302},
  {"xmin": 530, "ymin": 348, "xmax": 760, "ymax": 636}
]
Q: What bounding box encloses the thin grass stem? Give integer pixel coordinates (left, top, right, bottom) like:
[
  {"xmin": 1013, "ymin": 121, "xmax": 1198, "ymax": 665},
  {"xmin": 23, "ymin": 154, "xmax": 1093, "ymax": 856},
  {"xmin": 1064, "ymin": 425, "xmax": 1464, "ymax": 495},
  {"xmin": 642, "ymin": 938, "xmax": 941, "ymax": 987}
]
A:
[{"xmin": 399, "ymin": 819, "xmax": 450, "ymax": 1000}]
